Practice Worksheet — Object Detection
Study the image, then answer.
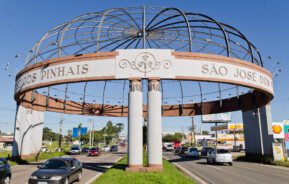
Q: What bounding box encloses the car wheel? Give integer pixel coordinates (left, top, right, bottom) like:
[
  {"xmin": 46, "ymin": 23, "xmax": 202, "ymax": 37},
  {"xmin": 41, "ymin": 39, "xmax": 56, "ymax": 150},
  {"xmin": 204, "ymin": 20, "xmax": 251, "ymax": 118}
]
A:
[
  {"xmin": 206, "ymin": 159, "xmax": 209, "ymax": 164},
  {"xmin": 229, "ymin": 162, "xmax": 233, "ymax": 166},
  {"xmin": 4, "ymin": 176, "xmax": 10, "ymax": 184},
  {"xmin": 76, "ymin": 172, "xmax": 82, "ymax": 182},
  {"xmin": 213, "ymin": 159, "xmax": 217, "ymax": 165},
  {"xmin": 64, "ymin": 177, "xmax": 69, "ymax": 184}
]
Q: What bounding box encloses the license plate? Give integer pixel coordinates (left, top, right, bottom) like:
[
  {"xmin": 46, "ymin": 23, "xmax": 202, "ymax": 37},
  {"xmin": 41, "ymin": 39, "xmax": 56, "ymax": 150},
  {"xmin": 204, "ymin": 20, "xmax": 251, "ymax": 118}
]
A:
[{"xmin": 38, "ymin": 182, "xmax": 47, "ymax": 184}]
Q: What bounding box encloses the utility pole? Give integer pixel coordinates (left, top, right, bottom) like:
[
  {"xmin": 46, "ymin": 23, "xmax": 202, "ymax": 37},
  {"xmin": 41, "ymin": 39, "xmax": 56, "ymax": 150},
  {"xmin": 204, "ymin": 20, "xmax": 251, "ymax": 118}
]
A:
[
  {"xmin": 181, "ymin": 126, "xmax": 184, "ymax": 142},
  {"xmin": 58, "ymin": 115, "xmax": 64, "ymax": 152},
  {"xmin": 215, "ymin": 122, "xmax": 218, "ymax": 148},
  {"xmin": 92, "ymin": 121, "xmax": 95, "ymax": 147},
  {"xmin": 191, "ymin": 116, "xmax": 196, "ymax": 146}
]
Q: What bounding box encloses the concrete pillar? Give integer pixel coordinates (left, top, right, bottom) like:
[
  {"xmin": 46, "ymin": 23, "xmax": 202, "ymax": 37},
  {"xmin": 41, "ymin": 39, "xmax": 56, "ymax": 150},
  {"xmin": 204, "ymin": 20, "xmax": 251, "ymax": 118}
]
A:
[
  {"xmin": 127, "ymin": 80, "xmax": 143, "ymax": 170},
  {"xmin": 242, "ymin": 104, "xmax": 274, "ymax": 157},
  {"xmin": 147, "ymin": 79, "xmax": 163, "ymax": 171},
  {"xmin": 12, "ymin": 105, "xmax": 44, "ymax": 158}
]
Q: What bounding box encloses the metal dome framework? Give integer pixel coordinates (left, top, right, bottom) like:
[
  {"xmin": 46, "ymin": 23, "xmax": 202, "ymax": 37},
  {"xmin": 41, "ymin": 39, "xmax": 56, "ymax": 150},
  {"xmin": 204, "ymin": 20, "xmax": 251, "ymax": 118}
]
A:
[
  {"xmin": 15, "ymin": 6, "xmax": 272, "ymax": 117},
  {"xmin": 26, "ymin": 6, "xmax": 262, "ymax": 66}
]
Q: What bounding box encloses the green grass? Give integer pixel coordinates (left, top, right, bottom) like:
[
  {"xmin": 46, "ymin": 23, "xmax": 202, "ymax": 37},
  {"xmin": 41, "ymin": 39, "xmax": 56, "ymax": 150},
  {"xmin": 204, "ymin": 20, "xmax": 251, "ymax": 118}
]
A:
[
  {"xmin": 94, "ymin": 154, "xmax": 195, "ymax": 184},
  {"xmin": 236, "ymin": 155, "xmax": 289, "ymax": 167}
]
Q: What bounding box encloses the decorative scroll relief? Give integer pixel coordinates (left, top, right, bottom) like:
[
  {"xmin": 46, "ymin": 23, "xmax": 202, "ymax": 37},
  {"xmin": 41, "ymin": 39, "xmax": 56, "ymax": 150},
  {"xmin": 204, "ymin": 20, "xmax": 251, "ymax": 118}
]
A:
[
  {"xmin": 119, "ymin": 52, "xmax": 172, "ymax": 73},
  {"xmin": 115, "ymin": 49, "xmax": 175, "ymax": 79}
]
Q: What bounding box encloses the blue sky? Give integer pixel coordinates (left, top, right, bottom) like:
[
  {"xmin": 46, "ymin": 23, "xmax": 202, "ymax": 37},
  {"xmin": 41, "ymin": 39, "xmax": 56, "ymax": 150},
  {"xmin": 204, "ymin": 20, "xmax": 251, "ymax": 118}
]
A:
[{"xmin": 0, "ymin": 0, "xmax": 289, "ymax": 135}]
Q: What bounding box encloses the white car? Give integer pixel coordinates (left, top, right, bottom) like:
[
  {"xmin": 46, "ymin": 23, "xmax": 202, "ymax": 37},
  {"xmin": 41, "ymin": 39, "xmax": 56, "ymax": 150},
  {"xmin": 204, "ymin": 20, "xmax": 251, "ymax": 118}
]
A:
[
  {"xmin": 207, "ymin": 148, "xmax": 233, "ymax": 166},
  {"xmin": 186, "ymin": 147, "xmax": 199, "ymax": 158},
  {"xmin": 40, "ymin": 146, "xmax": 48, "ymax": 152},
  {"xmin": 164, "ymin": 143, "xmax": 174, "ymax": 151},
  {"xmin": 70, "ymin": 145, "xmax": 81, "ymax": 155},
  {"xmin": 102, "ymin": 145, "xmax": 111, "ymax": 152}
]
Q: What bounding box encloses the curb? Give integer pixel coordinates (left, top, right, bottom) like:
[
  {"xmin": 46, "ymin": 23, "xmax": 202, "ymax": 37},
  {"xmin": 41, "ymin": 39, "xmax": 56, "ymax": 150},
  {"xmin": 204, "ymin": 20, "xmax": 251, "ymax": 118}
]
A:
[
  {"xmin": 163, "ymin": 155, "xmax": 209, "ymax": 184},
  {"xmin": 85, "ymin": 156, "xmax": 123, "ymax": 184}
]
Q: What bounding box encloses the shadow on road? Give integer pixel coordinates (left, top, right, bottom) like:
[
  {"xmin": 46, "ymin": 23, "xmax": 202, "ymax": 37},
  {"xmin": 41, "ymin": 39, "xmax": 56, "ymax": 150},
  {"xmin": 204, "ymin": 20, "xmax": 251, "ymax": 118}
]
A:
[{"xmin": 168, "ymin": 156, "xmax": 200, "ymax": 163}]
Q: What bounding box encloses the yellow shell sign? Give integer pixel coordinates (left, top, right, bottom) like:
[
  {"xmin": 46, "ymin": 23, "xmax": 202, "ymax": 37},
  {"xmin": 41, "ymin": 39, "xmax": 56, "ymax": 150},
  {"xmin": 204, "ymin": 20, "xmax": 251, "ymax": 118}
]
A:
[
  {"xmin": 228, "ymin": 123, "xmax": 243, "ymax": 130},
  {"xmin": 272, "ymin": 124, "xmax": 282, "ymax": 134}
]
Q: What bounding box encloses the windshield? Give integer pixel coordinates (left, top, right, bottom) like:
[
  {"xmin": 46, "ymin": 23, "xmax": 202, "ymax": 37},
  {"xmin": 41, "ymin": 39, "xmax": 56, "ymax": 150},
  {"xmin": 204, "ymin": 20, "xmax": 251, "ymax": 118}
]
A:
[
  {"xmin": 71, "ymin": 147, "xmax": 80, "ymax": 150},
  {"xmin": 91, "ymin": 148, "xmax": 99, "ymax": 151},
  {"xmin": 217, "ymin": 149, "xmax": 230, "ymax": 154},
  {"xmin": 41, "ymin": 160, "xmax": 68, "ymax": 170}
]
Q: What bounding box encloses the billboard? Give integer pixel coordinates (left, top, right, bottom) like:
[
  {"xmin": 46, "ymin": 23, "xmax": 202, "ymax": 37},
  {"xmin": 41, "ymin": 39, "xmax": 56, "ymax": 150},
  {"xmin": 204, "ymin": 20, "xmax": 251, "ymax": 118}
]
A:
[
  {"xmin": 202, "ymin": 112, "xmax": 231, "ymax": 123},
  {"xmin": 72, "ymin": 127, "xmax": 88, "ymax": 138},
  {"xmin": 272, "ymin": 142, "xmax": 284, "ymax": 161},
  {"xmin": 272, "ymin": 122, "xmax": 284, "ymax": 139},
  {"xmin": 228, "ymin": 123, "xmax": 243, "ymax": 131}
]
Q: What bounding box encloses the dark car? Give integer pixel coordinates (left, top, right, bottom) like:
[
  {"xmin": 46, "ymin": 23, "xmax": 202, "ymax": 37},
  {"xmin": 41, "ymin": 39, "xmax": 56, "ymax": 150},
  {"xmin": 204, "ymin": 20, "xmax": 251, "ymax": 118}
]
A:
[
  {"xmin": 201, "ymin": 147, "xmax": 212, "ymax": 157},
  {"xmin": 179, "ymin": 146, "xmax": 188, "ymax": 156},
  {"xmin": 174, "ymin": 147, "xmax": 181, "ymax": 155},
  {"xmin": 0, "ymin": 158, "xmax": 11, "ymax": 184},
  {"xmin": 88, "ymin": 148, "xmax": 101, "ymax": 156},
  {"xmin": 81, "ymin": 147, "xmax": 90, "ymax": 154},
  {"xmin": 29, "ymin": 157, "xmax": 82, "ymax": 184},
  {"xmin": 110, "ymin": 145, "xmax": 118, "ymax": 152}
]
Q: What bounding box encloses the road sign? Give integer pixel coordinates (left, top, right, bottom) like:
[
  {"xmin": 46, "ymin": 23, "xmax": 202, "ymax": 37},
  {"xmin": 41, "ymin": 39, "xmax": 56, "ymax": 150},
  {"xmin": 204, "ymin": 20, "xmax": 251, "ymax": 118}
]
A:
[{"xmin": 72, "ymin": 127, "xmax": 88, "ymax": 138}]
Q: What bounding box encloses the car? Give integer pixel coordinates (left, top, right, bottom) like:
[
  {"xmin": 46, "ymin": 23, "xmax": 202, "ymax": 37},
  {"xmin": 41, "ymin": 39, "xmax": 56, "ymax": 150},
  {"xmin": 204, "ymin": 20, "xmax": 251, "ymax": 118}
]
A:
[
  {"xmin": 102, "ymin": 145, "xmax": 110, "ymax": 152},
  {"xmin": 69, "ymin": 145, "xmax": 81, "ymax": 155},
  {"xmin": 81, "ymin": 147, "xmax": 90, "ymax": 154},
  {"xmin": 0, "ymin": 158, "xmax": 11, "ymax": 184},
  {"xmin": 179, "ymin": 146, "xmax": 189, "ymax": 156},
  {"xmin": 207, "ymin": 148, "xmax": 233, "ymax": 166},
  {"xmin": 110, "ymin": 145, "xmax": 118, "ymax": 152},
  {"xmin": 29, "ymin": 157, "xmax": 82, "ymax": 184},
  {"xmin": 163, "ymin": 143, "xmax": 174, "ymax": 151},
  {"xmin": 119, "ymin": 142, "xmax": 125, "ymax": 147},
  {"xmin": 41, "ymin": 146, "xmax": 48, "ymax": 152},
  {"xmin": 201, "ymin": 147, "xmax": 212, "ymax": 157},
  {"xmin": 88, "ymin": 148, "xmax": 101, "ymax": 156},
  {"xmin": 173, "ymin": 141, "xmax": 181, "ymax": 149},
  {"xmin": 186, "ymin": 147, "xmax": 199, "ymax": 158},
  {"xmin": 174, "ymin": 147, "xmax": 181, "ymax": 155}
]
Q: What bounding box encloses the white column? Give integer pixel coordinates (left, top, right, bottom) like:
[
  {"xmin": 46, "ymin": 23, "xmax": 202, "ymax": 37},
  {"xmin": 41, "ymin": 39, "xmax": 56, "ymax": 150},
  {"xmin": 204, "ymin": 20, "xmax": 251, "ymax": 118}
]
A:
[
  {"xmin": 12, "ymin": 105, "xmax": 44, "ymax": 158},
  {"xmin": 147, "ymin": 79, "xmax": 163, "ymax": 170},
  {"xmin": 128, "ymin": 80, "xmax": 143, "ymax": 169}
]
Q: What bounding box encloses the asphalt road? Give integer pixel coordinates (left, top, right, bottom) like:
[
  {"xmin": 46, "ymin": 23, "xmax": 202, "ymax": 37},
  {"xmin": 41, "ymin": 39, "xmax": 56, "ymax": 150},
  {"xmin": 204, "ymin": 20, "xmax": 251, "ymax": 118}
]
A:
[
  {"xmin": 11, "ymin": 151, "xmax": 125, "ymax": 184},
  {"xmin": 163, "ymin": 152, "xmax": 289, "ymax": 184}
]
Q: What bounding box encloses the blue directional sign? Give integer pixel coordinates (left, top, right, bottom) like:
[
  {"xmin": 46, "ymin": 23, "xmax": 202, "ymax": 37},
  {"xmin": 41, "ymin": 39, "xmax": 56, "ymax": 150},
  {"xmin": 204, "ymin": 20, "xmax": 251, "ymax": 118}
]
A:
[{"xmin": 72, "ymin": 127, "xmax": 88, "ymax": 138}]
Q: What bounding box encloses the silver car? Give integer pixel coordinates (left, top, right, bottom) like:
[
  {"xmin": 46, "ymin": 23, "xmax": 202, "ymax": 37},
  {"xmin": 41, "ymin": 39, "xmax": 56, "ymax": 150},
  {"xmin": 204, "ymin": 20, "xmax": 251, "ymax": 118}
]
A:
[{"xmin": 207, "ymin": 148, "xmax": 233, "ymax": 166}]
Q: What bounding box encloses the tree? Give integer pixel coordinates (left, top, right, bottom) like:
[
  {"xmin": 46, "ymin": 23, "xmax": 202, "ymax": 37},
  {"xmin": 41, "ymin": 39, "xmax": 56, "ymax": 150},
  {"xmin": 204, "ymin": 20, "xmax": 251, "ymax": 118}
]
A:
[
  {"xmin": 202, "ymin": 130, "xmax": 209, "ymax": 135},
  {"xmin": 162, "ymin": 133, "xmax": 182, "ymax": 142},
  {"xmin": 43, "ymin": 127, "xmax": 58, "ymax": 141}
]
